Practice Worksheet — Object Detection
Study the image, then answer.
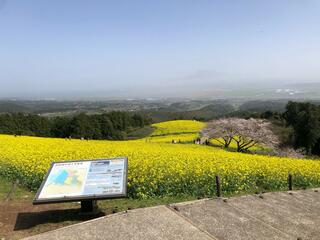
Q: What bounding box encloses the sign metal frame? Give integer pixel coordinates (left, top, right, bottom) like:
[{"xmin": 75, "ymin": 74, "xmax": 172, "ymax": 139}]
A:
[{"xmin": 33, "ymin": 157, "xmax": 128, "ymax": 205}]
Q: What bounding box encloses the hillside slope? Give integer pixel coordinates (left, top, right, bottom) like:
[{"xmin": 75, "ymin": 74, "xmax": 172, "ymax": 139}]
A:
[{"xmin": 1, "ymin": 120, "xmax": 320, "ymax": 198}]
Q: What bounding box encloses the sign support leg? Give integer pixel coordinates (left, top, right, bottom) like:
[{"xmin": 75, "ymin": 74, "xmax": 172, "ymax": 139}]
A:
[{"xmin": 80, "ymin": 200, "xmax": 98, "ymax": 214}]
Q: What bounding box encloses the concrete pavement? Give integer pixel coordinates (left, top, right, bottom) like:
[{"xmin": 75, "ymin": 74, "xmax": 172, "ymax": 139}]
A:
[{"xmin": 25, "ymin": 188, "xmax": 320, "ymax": 240}]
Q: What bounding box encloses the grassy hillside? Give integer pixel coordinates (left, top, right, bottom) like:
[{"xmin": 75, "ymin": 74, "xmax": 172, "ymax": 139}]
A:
[
  {"xmin": 145, "ymin": 120, "xmax": 204, "ymax": 143},
  {"xmin": 1, "ymin": 120, "xmax": 320, "ymax": 199},
  {"xmin": 151, "ymin": 120, "xmax": 205, "ymax": 136}
]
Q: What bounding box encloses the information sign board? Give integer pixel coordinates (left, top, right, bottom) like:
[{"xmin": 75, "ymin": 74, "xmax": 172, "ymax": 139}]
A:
[{"xmin": 33, "ymin": 157, "xmax": 127, "ymax": 204}]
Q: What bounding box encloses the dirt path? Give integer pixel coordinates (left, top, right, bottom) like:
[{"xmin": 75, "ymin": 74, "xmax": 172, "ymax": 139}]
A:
[{"xmin": 0, "ymin": 201, "xmax": 102, "ymax": 240}]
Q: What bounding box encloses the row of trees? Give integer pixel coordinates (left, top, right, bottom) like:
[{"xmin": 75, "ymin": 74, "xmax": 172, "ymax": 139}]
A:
[{"xmin": 0, "ymin": 112, "xmax": 151, "ymax": 140}]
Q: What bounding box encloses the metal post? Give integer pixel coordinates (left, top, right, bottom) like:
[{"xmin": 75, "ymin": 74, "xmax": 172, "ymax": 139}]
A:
[
  {"xmin": 81, "ymin": 200, "xmax": 98, "ymax": 214},
  {"xmin": 215, "ymin": 175, "xmax": 221, "ymax": 197},
  {"xmin": 288, "ymin": 174, "xmax": 293, "ymax": 191}
]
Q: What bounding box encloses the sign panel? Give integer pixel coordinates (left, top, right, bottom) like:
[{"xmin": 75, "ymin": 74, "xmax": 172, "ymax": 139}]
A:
[{"xmin": 33, "ymin": 158, "xmax": 127, "ymax": 204}]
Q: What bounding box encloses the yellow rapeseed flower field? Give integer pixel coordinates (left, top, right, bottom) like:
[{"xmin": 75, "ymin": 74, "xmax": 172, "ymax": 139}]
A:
[
  {"xmin": 146, "ymin": 120, "xmax": 204, "ymax": 143},
  {"xmin": 0, "ymin": 120, "xmax": 320, "ymax": 198},
  {"xmin": 151, "ymin": 120, "xmax": 205, "ymax": 136}
]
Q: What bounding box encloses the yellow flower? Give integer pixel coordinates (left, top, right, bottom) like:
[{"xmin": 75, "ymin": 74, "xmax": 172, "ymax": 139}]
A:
[{"xmin": 0, "ymin": 120, "xmax": 319, "ymax": 198}]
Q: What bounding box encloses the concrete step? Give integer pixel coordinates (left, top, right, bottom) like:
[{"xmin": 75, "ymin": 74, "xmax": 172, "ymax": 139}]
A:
[{"xmin": 24, "ymin": 188, "xmax": 320, "ymax": 240}]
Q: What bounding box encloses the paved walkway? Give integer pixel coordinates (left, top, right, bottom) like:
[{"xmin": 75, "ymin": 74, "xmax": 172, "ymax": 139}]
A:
[{"xmin": 25, "ymin": 188, "xmax": 320, "ymax": 240}]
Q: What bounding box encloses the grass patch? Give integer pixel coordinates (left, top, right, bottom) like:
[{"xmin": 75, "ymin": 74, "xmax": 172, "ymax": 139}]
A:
[
  {"xmin": 98, "ymin": 195, "xmax": 197, "ymax": 213},
  {"xmin": 126, "ymin": 126, "xmax": 155, "ymax": 140},
  {"xmin": 0, "ymin": 176, "xmax": 33, "ymax": 201},
  {"xmin": 0, "ymin": 176, "xmax": 196, "ymax": 208}
]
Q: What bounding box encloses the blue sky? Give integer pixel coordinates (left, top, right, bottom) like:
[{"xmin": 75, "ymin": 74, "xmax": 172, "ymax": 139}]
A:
[{"xmin": 0, "ymin": 0, "xmax": 320, "ymax": 98}]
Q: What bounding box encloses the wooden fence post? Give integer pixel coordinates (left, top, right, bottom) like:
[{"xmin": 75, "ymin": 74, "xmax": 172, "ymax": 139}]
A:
[
  {"xmin": 215, "ymin": 175, "xmax": 221, "ymax": 197},
  {"xmin": 5, "ymin": 179, "xmax": 19, "ymax": 201},
  {"xmin": 288, "ymin": 174, "xmax": 293, "ymax": 191}
]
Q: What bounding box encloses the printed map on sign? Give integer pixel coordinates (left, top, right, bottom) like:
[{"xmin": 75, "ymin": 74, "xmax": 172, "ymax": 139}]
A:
[
  {"xmin": 48, "ymin": 169, "xmax": 82, "ymax": 186},
  {"xmin": 38, "ymin": 161, "xmax": 90, "ymax": 199}
]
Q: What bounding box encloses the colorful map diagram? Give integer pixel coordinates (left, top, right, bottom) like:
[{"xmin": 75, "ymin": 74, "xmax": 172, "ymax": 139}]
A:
[
  {"xmin": 38, "ymin": 162, "xmax": 89, "ymax": 199},
  {"xmin": 47, "ymin": 169, "xmax": 81, "ymax": 185}
]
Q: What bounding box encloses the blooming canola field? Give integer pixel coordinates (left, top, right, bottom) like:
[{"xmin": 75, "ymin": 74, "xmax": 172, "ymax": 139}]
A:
[{"xmin": 1, "ymin": 120, "xmax": 320, "ymax": 198}]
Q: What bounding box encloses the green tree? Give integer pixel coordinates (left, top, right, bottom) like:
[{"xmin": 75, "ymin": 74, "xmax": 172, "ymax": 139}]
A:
[{"xmin": 284, "ymin": 102, "xmax": 320, "ymax": 154}]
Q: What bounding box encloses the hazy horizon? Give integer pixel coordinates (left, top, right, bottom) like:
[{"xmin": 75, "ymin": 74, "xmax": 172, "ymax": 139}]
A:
[{"xmin": 1, "ymin": 1, "xmax": 320, "ymax": 99}]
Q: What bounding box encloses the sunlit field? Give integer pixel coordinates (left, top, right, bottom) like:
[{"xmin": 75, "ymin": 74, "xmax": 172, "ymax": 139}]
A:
[
  {"xmin": 151, "ymin": 120, "xmax": 205, "ymax": 136},
  {"xmin": 1, "ymin": 120, "xmax": 320, "ymax": 198}
]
